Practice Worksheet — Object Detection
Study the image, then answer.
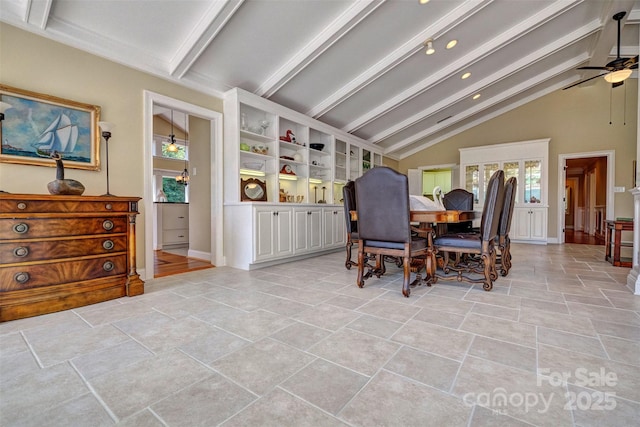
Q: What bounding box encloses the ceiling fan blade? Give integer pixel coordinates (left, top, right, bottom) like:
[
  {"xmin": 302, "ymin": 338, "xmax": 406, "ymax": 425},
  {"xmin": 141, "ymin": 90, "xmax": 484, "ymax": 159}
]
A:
[
  {"xmin": 623, "ymin": 55, "xmax": 638, "ymax": 67},
  {"xmin": 577, "ymin": 66, "xmax": 610, "ymax": 70},
  {"xmin": 563, "ymin": 73, "xmax": 607, "ymax": 90},
  {"xmin": 612, "ymin": 81, "xmax": 624, "ymax": 88}
]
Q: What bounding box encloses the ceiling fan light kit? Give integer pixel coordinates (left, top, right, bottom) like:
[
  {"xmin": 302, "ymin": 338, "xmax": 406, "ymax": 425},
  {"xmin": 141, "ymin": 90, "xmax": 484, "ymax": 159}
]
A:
[{"xmin": 603, "ymin": 69, "xmax": 632, "ymax": 83}]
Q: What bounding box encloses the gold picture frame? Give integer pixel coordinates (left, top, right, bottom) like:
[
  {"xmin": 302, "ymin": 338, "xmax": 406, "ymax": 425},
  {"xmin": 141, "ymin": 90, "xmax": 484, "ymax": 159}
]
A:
[{"xmin": 0, "ymin": 84, "xmax": 101, "ymax": 170}]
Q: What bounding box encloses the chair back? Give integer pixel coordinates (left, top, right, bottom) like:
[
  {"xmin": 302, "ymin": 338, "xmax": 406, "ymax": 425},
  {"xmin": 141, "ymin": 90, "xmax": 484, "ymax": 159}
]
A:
[
  {"xmin": 443, "ymin": 189, "xmax": 473, "ymax": 210},
  {"xmin": 342, "ymin": 181, "xmax": 357, "ymax": 234},
  {"xmin": 498, "ymin": 177, "xmax": 517, "ymax": 238},
  {"xmin": 355, "ymin": 167, "xmax": 411, "ymax": 244},
  {"xmin": 479, "ymin": 170, "xmax": 505, "ymax": 242}
]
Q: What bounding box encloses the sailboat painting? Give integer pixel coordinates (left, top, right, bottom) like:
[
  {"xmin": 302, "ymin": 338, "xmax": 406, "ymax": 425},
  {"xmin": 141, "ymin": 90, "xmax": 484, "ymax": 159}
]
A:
[{"xmin": 0, "ymin": 85, "xmax": 101, "ymax": 171}]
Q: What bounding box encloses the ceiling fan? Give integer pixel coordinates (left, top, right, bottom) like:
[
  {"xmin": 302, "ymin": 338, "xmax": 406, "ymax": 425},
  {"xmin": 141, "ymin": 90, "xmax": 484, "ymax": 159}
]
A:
[{"xmin": 564, "ymin": 11, "xmax": 638, "ymax": 90}]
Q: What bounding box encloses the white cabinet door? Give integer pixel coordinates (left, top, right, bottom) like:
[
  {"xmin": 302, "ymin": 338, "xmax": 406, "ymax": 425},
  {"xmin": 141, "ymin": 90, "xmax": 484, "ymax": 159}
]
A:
[
  {"xmin": 530, "ymin": 208, "xmax": 547, "ymax": 240},
  {"xmin": 255, "ymin": 207, "xmax": 292, "ymax": 261},
  {"xmin": 333, "ymin": 209, "xmax": 346, "ymax": 247},
  {"xmin": 511, "ymin": 207, "xmax": 547, "ymax": 241},
  {"xmin": 294, "ymin": 207, "xmax": 322, "ymax": 254},
  {"xmin": 274, "ymin": 208, "xmax": 293, "ymax": 258},
  {"xmin": 255, "ymin": 208, "xmax": 276, "ymax": 260},
  {"xmin": 323, "ymin": 208, "xmax": 345, "ymax": 248}
]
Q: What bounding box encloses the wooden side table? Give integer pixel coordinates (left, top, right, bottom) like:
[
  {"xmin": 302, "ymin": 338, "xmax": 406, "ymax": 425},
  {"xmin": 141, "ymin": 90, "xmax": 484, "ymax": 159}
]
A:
[{"xmin": 604, "ymin": 220, "xmax": 633, "ymax": 267}]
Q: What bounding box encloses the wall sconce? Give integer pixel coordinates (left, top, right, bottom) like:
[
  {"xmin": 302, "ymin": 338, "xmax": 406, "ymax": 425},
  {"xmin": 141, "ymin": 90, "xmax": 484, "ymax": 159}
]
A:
[
  {"xmin": 98, "ymin": 121, "xmax": 115, "ymax": 196},
  {"xmin": 424, "ymin": 39, "xmax": 435, "ymax": 55}
]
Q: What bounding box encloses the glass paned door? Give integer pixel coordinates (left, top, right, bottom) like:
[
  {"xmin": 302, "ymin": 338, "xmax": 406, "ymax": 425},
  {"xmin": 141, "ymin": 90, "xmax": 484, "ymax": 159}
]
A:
[
  {"xmin": 465, "ymin": 165, "xmax": 480, "ymax": 204},
  {"xmin": 504, "ymin": 161, "xmax": 520, "ymax": 203},
  {"xmin": 524, "ymin": 160, "xmax": 542, "ymax": 203}
]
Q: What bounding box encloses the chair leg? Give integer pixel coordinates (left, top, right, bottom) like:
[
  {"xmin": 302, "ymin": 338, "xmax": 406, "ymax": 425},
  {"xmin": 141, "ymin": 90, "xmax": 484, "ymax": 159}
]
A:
[
  {"xmin": 356, "ymin": 246, "xmax": 365, "ymax": 288},
  {"xmin": 481, "ymin": 252, "xmax": 494, "ymax": 291},
  {"xmin": 345, "ymin": 239, "xmax": 355, "ymax": 270},
  {"xmin": 402, "ymin": 256, "xmax": 411, "ymax": 298},
  {"xmin": 500, "ymin": 238, "xmax": 512, "ymax": 276}
]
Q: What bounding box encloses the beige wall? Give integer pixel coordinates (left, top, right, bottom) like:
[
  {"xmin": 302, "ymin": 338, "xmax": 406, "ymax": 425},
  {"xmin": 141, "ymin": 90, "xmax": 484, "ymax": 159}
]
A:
[
  {"xmin": 188, "ymin": 116, "xmax": 211, "ymax": 254},
  {"xmin": 399, "ymin": 78, "xmax": 638, "ymax": 239},
  {"xmin": 0, "ymin": 22, "xmax": 223, "ymax": 272}
]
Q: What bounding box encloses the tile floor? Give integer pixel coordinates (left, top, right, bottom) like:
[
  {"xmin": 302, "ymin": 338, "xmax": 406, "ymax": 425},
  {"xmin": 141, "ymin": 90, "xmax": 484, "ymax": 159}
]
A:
[{"xmin": 1, "ymin": 243, "xmax": 639, "ymax": 426}]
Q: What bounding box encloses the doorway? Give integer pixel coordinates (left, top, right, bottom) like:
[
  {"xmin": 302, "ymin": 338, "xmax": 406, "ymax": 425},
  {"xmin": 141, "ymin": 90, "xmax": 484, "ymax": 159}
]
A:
[
  {"xmin": 558, "ymin": 152, "xmax": 613, "ymax": 244},
  {"xmin": 143, "ymin": 91, "xmax": 223, "ymax": 280}
]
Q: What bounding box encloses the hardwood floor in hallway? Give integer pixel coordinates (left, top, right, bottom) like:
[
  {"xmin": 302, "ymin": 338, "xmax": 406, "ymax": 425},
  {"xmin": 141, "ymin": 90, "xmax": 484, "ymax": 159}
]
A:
[
  {"xmin": 154, "ymin": 250, "xmax": 214, "ymax": 278},
  {"xmin": 564, "ymin": 229, "xmax": 603, "ymax": 245}
]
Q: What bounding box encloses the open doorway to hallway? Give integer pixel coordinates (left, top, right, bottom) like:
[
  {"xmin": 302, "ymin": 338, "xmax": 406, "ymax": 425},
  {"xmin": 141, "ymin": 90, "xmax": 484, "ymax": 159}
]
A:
[{"xmin": 564, "ymin": 156, "xmax": 607, "ymax": 245}]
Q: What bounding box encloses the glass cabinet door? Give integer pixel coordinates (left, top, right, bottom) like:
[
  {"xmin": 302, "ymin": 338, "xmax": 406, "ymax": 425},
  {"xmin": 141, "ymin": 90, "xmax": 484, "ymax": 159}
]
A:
[
  {"xmin": 483, "ymin": 163, "xmax": 499, "ymax": 195},
  {"xmin": 524, "ymin": 159, "xmax": 542, "ymax": 203},
  {"xmin": 503, "ymin": 161, "xmax": 520, "ymax": 203},
  {"xmin": 349, "ymin": 147, "xmax": 360, "ymax": 180},
  {"xmin": 465, "ymin": 165, "xmax": 480, "ymax": 204},
  {"xmin": 362, "ymin": 149, "xmax": 372, "ymax": 172}
]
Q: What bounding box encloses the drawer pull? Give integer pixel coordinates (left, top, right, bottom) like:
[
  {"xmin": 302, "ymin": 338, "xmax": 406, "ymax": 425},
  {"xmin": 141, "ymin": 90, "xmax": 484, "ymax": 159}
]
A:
[
  {"xmin": 13, "ymin": 223, "xmax": 29, "ymax": 234},
  {"xmin": 13, "ymin": 246, "xmax": 29, "ymax": 257},
  {"xmin": 17, "ymin": 202, "xmax": 27, "ymax": 210},
  {"xmin": 103, "ymin": 261, "xmax": 115, "ymax": 272},
  {"xmin": 178, "ymin": 216, "xmax": 185, "ymax": 219},
  {"xmin": 105, "ymin": 203, "xmax": 113, "ymax": 210},
  {"xmin": 102, "ymin": 220, "xmax": 114, "ymax": 231},
  {"xmin": 14, "ymin": 272, "xmax": 30, "ymax": 284},
  {"xmin": 103, "ymin": 240, "xmax": 115, "ymax": 250}
]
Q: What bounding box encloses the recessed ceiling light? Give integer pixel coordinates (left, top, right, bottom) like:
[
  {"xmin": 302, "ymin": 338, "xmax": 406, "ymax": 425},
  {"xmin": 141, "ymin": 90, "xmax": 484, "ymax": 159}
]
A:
[
  {"xmin": 446, "ymin": 40, "xmax": 457, "ymax": 49},
  {"xmin": 472, "ymin": 94, "xmax": 481, "ymax": 100},
  {"xmin": 419, "ymin": 0, "xmax": 430, "ymax": 4},
  {"xmin": 461, "ymin": 72, "xmax": 471, "ymax": 79}
]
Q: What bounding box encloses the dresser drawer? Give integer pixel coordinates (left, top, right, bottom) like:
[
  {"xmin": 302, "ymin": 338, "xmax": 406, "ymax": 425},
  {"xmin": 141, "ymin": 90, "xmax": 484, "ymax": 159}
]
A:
[
  {"xmin": 0, "ymin": 235, "xmax": 127, "ymax": 264},
  {"xmin": 0, "ymin": 217, "xmax": 128, "ymax": 239},
  {"xmin": 0, "ymin": 199, "xmax": 132, "ymax": 214},
  {"xmin": 163, "ymin": 229, "xmax": 189, "ymax": 244},
  {"xmin": 0, "ymin": 255, "xmax": 127, "ymax": 291}
]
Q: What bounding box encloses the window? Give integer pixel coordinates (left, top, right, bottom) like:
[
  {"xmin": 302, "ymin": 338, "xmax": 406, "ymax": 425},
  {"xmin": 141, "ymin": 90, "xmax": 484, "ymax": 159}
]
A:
[{"xmin": 162, "ymin": 176, "xmax": 186, "ymax": 203}]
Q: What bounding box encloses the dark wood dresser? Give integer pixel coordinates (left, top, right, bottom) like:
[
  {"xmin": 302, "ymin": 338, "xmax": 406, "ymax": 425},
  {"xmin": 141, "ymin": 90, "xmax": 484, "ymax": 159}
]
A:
[{"xmin": 0, "ymin": 194, "xmax": 144, "ymax": 322}]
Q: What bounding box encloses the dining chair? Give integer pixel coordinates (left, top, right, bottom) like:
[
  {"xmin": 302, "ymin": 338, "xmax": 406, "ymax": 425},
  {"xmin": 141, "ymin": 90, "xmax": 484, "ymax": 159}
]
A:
[
  {"xmin": 342, "ymin": 181, "xmax": 358, "ymax": 269},
  {"xmin": 443, "ymin": 188, "xmax": 474, "ymax": 233},
  {"xmin": 354, "ymin": 167, "xmax": 431, "ymax": 297},
  {"xmin": 432, "ymin": 170, "xmax": 505, "ymax": 291},
  {"xmin": 496, "ymin": 177, "xmax": 517, "ymax": 276}
]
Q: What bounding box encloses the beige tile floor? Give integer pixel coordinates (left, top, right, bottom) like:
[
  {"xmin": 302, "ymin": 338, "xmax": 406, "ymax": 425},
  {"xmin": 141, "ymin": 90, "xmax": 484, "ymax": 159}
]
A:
[{"xmin": 1, "ymin": 243, "xmax": 639, "ymax": 426}]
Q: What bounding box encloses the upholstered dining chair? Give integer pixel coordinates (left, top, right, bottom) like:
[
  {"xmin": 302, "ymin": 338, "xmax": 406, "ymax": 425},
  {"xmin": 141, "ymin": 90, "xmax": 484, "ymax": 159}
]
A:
[
  {"xmin": 342, "ymin": 181, "xmax": 358, "ymax": 269},
  {"xmin": 496, "ymin": 177, "xmax": 517, "ymax": 276},
  {"xmin": 443, "ymin": 188, "xmax": 474, "ymax": 233},
  {"xmin": 432, "ymin": 170, "xmax": 505, "ymax": 291},
  {"xmin": 354, "ymin": 167, "xmax": 431, "ymax": 297}
]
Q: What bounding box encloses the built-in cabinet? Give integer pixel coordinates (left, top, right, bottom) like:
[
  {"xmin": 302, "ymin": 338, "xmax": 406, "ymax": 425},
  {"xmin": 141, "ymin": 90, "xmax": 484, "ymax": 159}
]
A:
[
  {"xmin": 459, "ymin": 139, "xmax": 549, "ymax": 243},
  {"xmin": 223, "ymin": 88, "xmax": 382, "ymax": 269},
  {"xmin": 156, "ymin": 203, "xmax": 189, "ymax": 248}
]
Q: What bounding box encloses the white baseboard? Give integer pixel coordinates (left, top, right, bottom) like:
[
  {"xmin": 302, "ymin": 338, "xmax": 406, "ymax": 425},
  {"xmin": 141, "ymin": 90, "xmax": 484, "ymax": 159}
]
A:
[{"xmin": 188, "ymin": 249, "xmax": 211, "ymax": 261}]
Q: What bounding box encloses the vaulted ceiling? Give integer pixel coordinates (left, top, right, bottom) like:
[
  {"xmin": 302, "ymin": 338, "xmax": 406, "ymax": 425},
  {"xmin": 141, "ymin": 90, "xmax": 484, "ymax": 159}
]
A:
[{"xmin": 2, "ymin": 0, "xmax": 638, "ymax": 159}]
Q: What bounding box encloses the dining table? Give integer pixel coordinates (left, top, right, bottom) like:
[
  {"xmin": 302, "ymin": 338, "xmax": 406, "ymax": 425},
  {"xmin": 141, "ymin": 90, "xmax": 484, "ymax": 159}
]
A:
[{"xmin": 349, "ymin": 209, "xmax": 478, "ymax": 281}]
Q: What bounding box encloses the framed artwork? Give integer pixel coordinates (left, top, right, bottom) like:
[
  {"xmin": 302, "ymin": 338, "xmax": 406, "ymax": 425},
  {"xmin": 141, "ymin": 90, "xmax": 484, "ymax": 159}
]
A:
[{"xmin": 0, "ymin": 84, "xmax": 101, "ymax": 170}]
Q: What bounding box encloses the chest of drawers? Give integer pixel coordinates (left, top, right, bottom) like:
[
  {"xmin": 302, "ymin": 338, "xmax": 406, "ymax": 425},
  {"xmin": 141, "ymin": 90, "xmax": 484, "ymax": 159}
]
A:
[{"xmin": 0, "ymin": 194, "xmax": 144, "ymax": 322}]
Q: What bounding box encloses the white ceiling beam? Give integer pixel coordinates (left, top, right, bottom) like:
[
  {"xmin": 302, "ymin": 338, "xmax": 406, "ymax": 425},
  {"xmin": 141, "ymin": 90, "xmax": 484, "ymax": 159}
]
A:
[
  {"xmin": 394, "ymin": 79, "xmax": 573, "ymax": 159},
  {"xmin": 170, "ymin": 0, "xmax": 244, "ymax": 78},
  {"xmin": 254, "ymin": 0, "xmax": 383, "ymax": 98},
  {"xmin": 343, "ymin": 0, "xmax": 582, "ymax": 134},
  {"xmin": 585, "ymin": 0, "xmax": 636, "ymax": 66},
  {"xmin": 384, "ymin": 55, "xmax": 589, "ymax": 157},
  {"xmin": 26, "ymin": 0, "xmax": 52, "ymax": 29},
  {"xmin": 370, "ymin": 20, "xmax": 600, "ymax": 144},
  {"xmin": 305, "ymin": 0, "xmax": 491, "ymax": 119}
]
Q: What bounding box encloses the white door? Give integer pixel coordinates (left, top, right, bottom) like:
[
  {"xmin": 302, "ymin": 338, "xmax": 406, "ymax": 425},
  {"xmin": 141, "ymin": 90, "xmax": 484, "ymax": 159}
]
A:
[
  {"xmin": 530, "ymin": 208, "xmax": 547, "ymax": 240},
  {"xmin": 294, "ymin": 208, "xmax": 309, "ymax": 253},
  {"xmin": 275, "ymin": 209, "xmax": 293, "ymax": 257},
  {"xmin": 512, "ymin": 208, "xmax": 532, "ymax": 240},
  {"xmin": 255, "ymin": 208, "xmax": 275, "ymax": 260},
  {"xmin": 309, "ymin": 208, "xmax": 323, "ymax": 251}
]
